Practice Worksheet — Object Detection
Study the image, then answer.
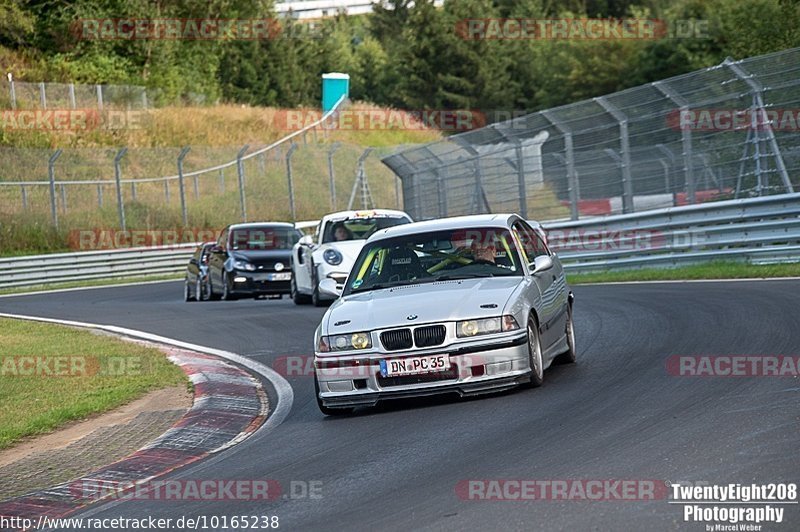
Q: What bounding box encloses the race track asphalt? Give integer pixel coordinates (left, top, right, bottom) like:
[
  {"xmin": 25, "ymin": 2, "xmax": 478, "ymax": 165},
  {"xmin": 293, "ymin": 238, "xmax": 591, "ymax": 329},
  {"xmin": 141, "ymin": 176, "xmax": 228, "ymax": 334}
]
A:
[{"xmin": 1, "ymin": 279, "xmax": 798, "ymax": 531}]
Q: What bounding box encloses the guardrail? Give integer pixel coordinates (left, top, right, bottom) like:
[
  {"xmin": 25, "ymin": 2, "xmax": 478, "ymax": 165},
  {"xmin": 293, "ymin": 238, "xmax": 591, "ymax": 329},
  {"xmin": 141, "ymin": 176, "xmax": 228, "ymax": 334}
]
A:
[
  {"xmin": 545, "ymin": 192, "xmax": 800, "ymax": 272},
  {"xmin": 0, "ymin": 244, "xmax": 197, "ymax": 289},
  {"xmin": 1, "ymin": 193, "xmax": 799, "ymax": 289}
]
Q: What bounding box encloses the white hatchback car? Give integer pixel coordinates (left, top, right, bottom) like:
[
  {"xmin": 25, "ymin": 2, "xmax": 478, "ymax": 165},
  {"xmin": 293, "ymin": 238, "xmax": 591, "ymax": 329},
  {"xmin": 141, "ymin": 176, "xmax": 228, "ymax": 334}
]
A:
[{"xmin": 291, "ymin": 209, "xmax": 413, "ymax": 306}]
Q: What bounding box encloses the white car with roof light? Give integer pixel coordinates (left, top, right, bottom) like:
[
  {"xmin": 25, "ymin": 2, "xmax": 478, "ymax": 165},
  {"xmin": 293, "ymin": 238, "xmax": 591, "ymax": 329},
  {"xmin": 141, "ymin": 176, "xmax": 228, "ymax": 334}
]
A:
[
  {"xmin": 311, "ymin": 213, "xmax": 576, "ymax": 415},
  {"xmin": 290, "ymin": 209, "xmax": 413, "ymax": 306}
]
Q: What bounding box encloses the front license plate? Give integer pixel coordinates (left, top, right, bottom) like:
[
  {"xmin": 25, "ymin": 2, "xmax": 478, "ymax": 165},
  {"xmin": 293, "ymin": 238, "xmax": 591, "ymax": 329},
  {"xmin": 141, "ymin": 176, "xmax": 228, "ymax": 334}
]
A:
[
  {"xmin": 380, "ymin": 354, "xmax": 450, "ymax": 377},
  {"xmin": 266, "ymin": 272, "xmax": 291, "ymax": 281}
]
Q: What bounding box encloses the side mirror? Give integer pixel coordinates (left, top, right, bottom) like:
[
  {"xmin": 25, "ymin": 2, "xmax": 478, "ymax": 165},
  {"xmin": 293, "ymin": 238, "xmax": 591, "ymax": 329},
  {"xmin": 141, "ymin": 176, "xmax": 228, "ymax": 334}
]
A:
[
  {"xmin": 531, "ymin": 255, "xmax": 554, "ymax": 275},
  {"xmin": 299, "ymin": 234, "xmax": 314, "ymax": 247},
  {"xmin": 318, "ymin": 278, "xmax": 343, "ymax": 297},
  {"xmin": 189, "ymin": 258, "xmax": 198, "ymax": 266},
  {"xmin": 210, "ymin": 245, "xmax": 223, "ymax": 254}
]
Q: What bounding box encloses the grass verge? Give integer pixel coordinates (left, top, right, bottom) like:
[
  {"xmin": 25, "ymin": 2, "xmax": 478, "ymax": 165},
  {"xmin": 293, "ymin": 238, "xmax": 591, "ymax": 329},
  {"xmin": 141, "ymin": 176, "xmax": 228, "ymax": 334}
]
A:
[
  {"xmin": 0, "ymin": 317, "xmax": 189, "ymax": 450},
  {"xmin": 567, "ymin": 261, "xmax": 800, "ymax": 284}
]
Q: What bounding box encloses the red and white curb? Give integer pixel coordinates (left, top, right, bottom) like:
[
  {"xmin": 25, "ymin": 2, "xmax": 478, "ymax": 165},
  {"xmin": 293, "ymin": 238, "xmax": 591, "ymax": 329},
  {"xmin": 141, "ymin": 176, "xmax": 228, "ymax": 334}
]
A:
[{"xmin": 0, "ymin": 313, "xmax": 293, "ymax": 529}]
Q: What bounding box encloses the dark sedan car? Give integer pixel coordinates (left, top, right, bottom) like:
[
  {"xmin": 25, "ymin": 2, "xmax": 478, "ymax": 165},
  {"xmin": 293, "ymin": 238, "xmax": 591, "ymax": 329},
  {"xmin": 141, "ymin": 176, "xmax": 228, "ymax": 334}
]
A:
[
  {"xmin": 184, "ymin": 242, "xmax": 215, "ymax": 302},
  {"xmin": 208, "ymin": 222, "xmax": 303, "ymax": 300}
]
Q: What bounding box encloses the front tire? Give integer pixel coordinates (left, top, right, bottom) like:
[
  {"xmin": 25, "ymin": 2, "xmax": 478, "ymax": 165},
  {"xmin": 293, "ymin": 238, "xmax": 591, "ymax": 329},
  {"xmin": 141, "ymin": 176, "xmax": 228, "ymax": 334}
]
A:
[
  {"xmin": 222, "ymin": 273, "xmax": 238, "ymax": 301},
  {"xmin": 310, "ymin": 263, "xmax": 326, "ymax": 307},
  {"xmin": 524, "ymin": 316, "xmax": 544, "ymax": 388},
  {"xmin": 200, "ymin": 277, "xmax": 212, "ymax": 301},
  {"xmin": 555, "ymin": 303, "xmax": 577, "ymax": 365},
  {"xmin": 184, "ymin": 278, "xmax": 194, "ymax": 302},
  {"xmin": 291, "ymin": 275, "xmax": 311, "ymax": 305}
]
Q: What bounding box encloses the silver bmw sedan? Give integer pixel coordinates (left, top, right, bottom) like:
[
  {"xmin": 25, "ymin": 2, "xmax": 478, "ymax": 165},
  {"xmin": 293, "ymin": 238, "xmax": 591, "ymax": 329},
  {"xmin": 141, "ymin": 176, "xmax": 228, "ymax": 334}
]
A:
[{"xmin": 313, "ymin": 214, "xmax": 576, "ymax": 415}]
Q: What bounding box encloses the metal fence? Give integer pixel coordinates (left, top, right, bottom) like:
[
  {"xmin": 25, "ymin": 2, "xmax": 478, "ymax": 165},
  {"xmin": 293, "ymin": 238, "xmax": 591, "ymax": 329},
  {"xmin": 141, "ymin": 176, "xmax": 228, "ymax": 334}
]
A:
[
  {"xmin": 383, "ymin": 47, "xmax": 800, "ymax": 222},
  {"xmin": 0, "ymin": 99, "xmax": 405, "ymax": 243},
  {"xmin": 0, "ymin": 79, "xmax": 212, "ymax": 110}
]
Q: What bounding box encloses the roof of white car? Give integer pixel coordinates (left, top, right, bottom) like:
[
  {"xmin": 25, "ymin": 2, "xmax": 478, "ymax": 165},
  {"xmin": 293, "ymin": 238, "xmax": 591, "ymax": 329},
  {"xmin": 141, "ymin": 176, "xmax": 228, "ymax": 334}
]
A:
[
  {"xmin": 368, "ymin": 214, "xmax": 523, "ymax": 241},
  {"xmin": 320, "ymin": 209, "xmax": 411, "ymax": 224},
  {"xmin": 227, "ymin": 221, "xmax": 296, "ymax": 230}
]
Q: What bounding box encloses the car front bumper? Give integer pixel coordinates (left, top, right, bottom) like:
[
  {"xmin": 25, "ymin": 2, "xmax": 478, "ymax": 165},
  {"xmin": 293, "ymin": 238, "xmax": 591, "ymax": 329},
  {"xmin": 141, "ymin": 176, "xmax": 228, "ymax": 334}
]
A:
[
  {"xmin": 315, "ymin": 333, "xmax": 530, "ymax": 408},
  {"xmin": 229, "ymin": 271, "xmax": 292, "ymax": 295}
]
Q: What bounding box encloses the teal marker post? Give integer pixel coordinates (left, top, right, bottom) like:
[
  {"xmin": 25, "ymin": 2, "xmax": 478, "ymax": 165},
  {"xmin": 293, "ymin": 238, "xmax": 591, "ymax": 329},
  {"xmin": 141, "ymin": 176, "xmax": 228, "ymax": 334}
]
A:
[{"xmin": 322, "ymin": 73, "xmax": 350, "ymax": 112}]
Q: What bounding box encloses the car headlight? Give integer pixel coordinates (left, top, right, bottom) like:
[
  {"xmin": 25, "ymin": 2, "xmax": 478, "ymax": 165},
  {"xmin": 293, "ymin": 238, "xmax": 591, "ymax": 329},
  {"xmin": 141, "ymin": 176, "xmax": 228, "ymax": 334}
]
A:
[
  {"xmin": 323, "ymin": 249, "xmax": 343, "ymax": 266},
  {"xmin": 233, "ymin": 259, "xmax": 255, "ymax": 271},
  {"xmin": 318, "ymin": 332, "xmax": 372, "ymax": 352},
  {"xmin": 457, "ymin": 315, "xmax": 519, "ymax": 338}
]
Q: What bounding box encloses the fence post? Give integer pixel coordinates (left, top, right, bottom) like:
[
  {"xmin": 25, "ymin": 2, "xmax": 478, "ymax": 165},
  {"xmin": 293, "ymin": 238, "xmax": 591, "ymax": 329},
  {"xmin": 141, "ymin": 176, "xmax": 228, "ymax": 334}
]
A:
[
  {"xmin": 653, "ymin": 81, "xmax": 696, "ymax": 204},
  {"xmin": 724, "ymin": 59, "xmax": 794, "ymax": 194},
  {"xmin": 96, "ymin": 85, "xmax": 104, "ymax": 110},
  {"xmin": 655, "ymin": 144, "xmax": 677, "ymax": 206},
  {"xmin": 193, "ymin": 174, "xmax": 200, "ymax": 200},
  {"xmin": 21, "ymin": 185, "xmax": 28, "ymax": 211},
  {"xmin": 219, "ymin": 168, "xmax": 225, "ymax": 193},
  {"xmin": 113, "ymin": 148, "xmax": 128, "ymax": 231},
  {"xmin": 542, "ymin": 111, "xmax": 579, "ymax": 220},
  {"xmin": 97, "ymin": 184, "xmax": 103, "ymax": 207},
  {"xmin": 39, "ymin": 82, "xmax": 47, "ymax": 109},
  {"xmin": 236, "ymin": 145, "xmax": 249, "ymax": 222},
  {"xmin": 596, "ymin": 97, "xmax": 634, "ymax": 213},
  {"xmin": 164, "ymin": 180, "xmax": 170, "ymax": 203},
  {"xmin": 177, "ymin": 147, "xmax": 191, "ymax": 227},
  {"xmin": 435, "ymin": 169, "xmax": 447, "ymax": 218},
  {"xmin": 130, "ymin": 180, "xmax": 137, "ymax": 202},
  {"xmin": 48, "ymin": 149, "xmax": 63, "ymax": 229},
  {"xmin": 9, "ymin": 78, "xmax": 16, "ymax": 109},
  {"xmin": 286, "ymin": 143, "xmax": 299, "ymax": 222},
  {"xmin": 69, "ymin": 84, "xmax": 76, "ymax": 109},
  {"xmin": 327, "ymin": 142, "xmax": 340, "ymax": 210},
  {"xmin": 60, "ymin": 184, "xmax": 67, "ymax": 213},
  {"xmin": 512, "ymin": 139, "xmax": 528, "ymax": 219},
  {"xmin": 396, "ymin": 176, "xmax": 402, "ymax": 210}
]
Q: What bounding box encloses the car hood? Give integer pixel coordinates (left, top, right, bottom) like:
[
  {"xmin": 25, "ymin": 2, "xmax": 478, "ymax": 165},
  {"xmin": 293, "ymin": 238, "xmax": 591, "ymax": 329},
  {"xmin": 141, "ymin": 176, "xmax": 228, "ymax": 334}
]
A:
[{"xmin": 324, "ymin": 277, "xmax": 522, "ymax": 333}]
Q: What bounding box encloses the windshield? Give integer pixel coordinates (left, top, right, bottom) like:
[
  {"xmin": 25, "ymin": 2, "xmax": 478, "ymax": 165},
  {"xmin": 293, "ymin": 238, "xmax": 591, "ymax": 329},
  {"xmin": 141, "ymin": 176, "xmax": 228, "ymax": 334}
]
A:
[
  {"xmin": 229, "ymin": 226, "xmax": 300, "ymax": 251},
  {"xmin": 343, "ymin": 227, "xmax": 523, "ymax": 295},
  {"xmin": 322, "ymin": 216, "xmax": 410, "ymax": 243}
]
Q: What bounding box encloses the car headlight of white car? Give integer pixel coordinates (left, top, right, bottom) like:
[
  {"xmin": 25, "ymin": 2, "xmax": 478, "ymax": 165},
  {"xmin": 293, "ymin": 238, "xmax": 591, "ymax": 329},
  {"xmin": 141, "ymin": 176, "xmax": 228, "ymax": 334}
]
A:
[
  {"xmin": 318, "ymin": 332, "xmax": 372, "ymax": 352},
  {"xmin": 233, "ymin": 259, "xmax": 256, "ymax": 271},
  {"xmin": 323, "ymin": 249, "xmax": 343, "ymax": 266},
  {"xmin": 457, "ymin": 315, "xmax": 520, "ymax": 338}
]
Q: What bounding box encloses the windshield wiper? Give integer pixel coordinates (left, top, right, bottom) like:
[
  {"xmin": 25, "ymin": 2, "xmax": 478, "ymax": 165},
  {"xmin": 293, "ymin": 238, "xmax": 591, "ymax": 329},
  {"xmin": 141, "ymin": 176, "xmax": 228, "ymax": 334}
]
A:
[{"xmin": 436, "ymin": 273, "xmax": 495, "ymax": 281}]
